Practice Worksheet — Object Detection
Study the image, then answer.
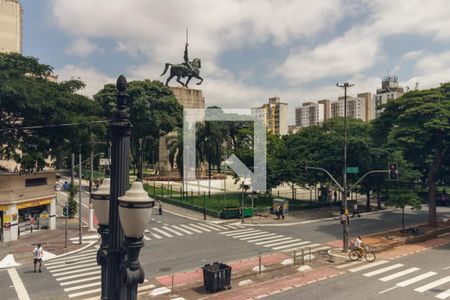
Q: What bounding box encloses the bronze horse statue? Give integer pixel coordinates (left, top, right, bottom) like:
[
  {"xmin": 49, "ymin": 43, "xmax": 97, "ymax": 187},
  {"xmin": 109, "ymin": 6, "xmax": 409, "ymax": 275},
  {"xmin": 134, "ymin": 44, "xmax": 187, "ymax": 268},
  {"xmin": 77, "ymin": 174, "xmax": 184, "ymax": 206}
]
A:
[{"xmin": 160, "ymin": 58, "xmax": 203, "ymax": 88}]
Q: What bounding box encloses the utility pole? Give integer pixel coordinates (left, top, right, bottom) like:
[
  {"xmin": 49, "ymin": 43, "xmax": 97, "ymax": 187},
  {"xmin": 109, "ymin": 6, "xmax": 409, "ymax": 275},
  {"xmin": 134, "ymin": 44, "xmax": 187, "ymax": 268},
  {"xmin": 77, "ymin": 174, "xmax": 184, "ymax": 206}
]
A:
[
  {"xmin": 71, "ymin": 153, "xmax": 75, "ymax": 185},
  {"xmin": 336, "ymin": 82, "xmax": 354, "ymax": 252},
  {"xmin": 79, "ymin": 153, "xmax": 83, "ymax": 245},
  {"xmin": 139, "ymin": 138, "xmax": 143, "ymax": 181},
  {"xmin": 89, "ymin": 148, "xmax": 94, "ymax": 231}
]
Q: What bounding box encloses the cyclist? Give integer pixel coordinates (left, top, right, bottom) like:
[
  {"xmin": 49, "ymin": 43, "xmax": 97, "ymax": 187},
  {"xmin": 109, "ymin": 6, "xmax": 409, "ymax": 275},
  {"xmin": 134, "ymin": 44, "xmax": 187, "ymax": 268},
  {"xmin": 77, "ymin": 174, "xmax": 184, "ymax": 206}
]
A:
[{"xmin": 353, "ymin": 236, "xmax": 364, "ymax": 253}]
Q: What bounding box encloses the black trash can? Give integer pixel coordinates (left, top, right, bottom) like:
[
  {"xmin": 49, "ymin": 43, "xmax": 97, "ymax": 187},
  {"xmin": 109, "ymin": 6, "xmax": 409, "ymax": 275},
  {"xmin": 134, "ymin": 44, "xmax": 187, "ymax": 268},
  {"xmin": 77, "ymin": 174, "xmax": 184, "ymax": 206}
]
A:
[{"xmin": 202, "ymin": 262, "xmax": 232, "ymax": 292}]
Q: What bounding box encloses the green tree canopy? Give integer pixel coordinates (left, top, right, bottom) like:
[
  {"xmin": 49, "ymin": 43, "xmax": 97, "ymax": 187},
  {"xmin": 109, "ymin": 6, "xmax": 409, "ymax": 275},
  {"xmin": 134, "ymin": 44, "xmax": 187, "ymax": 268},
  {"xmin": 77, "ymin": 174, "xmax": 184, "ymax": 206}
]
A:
[{"xmin": 0, "ymin": 53, "xmax": 105, "ymax": 171}]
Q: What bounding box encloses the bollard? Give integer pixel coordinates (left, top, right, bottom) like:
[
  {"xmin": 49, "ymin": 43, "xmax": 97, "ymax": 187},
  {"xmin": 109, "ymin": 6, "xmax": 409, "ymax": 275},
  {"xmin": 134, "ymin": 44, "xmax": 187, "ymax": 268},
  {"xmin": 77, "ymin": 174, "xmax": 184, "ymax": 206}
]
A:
[
  {"xmin": 293, "ymin": 250, "xmax": 297, "ymax": 266},
  {"xmin": 301, "ymin": 248, "xmax": 305, "ymax": 265},
  {"xmin": 309, "ymin": 247, "xmax": 312, "ymax": 264},
  {"xmin": 171, "ymin": 274, "xmax": 174, "ymax": 297},
  {"xmin": 259, "ymin": 255, "xmax": 262, "ymax": 274}
]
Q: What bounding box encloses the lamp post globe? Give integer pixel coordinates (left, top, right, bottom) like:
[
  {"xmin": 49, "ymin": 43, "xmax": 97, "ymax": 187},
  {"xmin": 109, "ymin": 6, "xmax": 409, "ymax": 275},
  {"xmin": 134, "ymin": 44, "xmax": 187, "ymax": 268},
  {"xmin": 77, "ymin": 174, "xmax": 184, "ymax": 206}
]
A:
[
  {"xmin": 118, "ymin": 180, "xmax": 154, "ymax": 300},
  {"xmin": 91, "ymin": 178, "xmax": 110, "ymax": 300}
]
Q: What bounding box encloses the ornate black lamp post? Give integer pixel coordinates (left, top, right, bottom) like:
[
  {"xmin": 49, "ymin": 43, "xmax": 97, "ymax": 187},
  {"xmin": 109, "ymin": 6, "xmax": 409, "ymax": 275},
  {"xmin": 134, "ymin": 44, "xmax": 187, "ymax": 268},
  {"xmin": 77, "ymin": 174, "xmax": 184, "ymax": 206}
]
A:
[
  {"xmin": 118, "ymin": 181, "xmax": 154, "ymax": 300},
  {"xmin": 92, "ymin": 178, "xmax": 110, "ymax": 300}
]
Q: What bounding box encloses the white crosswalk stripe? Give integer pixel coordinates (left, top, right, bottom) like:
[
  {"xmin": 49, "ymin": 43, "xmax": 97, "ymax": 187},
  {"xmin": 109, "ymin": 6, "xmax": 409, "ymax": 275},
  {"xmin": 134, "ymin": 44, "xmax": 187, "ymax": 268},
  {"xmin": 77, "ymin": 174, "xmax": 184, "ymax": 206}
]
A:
[
  {"xmin": 152, "ymin": 227, "xmax": 174, "ymax": 237},
  {"xmin": 180, "ymin": 224, "xmax": 203, "ymax": 233},
  {"xmin": 348, "ymin": 260, "xmax": 389, "ymax": 272},
  {"xmin": 263, "ymin": 238, "xmax": 301, "ymax": 248},
  {"xmin": 395, "ymin": 271, "xmax": 437, "ymax": 287},
  {"xmin": 249, "ymin": 235, "xmax": 284, "ymax": 243},
  {"xmin": 281, "ymin": 243, "xmax": 321, "ymax": 253},
  {"xmin": 188, "ymin": 223, "xmax": 212, "ymax": 232},
  {"xmin": 171, "ymin": 225, "xmax": 194, "ymax": 235},
  {"xmin": 363, "ymin": 264, "xmax": 404, "ymax": 277},
  {"xmin": 414, "ymin": 276, "xmax": 450, "ymax": 293},
  {"xmin": 232, "ymin": 231, "xmax": 269, "ymax": 239},
  {"xmin": 436, "ymin": 289, "xmax": 450, "ymax": 299},
  {"xmin": 224, "ymin": 230, "xmax": 261, "ymax": 237},
  {"xmin": 239, "ymin": 233, "xmax": 277, "ymax": 241},
  {"xmin": 378, "ymin": 267, "xmax": 420, "ymax": 282},
  {"xmin": 161, "ymin": 226, "xmax": 183, "ymax": 236},
  {"xmin": 272, "ymin": 241, "xmax": 312, "ymax": 250}
]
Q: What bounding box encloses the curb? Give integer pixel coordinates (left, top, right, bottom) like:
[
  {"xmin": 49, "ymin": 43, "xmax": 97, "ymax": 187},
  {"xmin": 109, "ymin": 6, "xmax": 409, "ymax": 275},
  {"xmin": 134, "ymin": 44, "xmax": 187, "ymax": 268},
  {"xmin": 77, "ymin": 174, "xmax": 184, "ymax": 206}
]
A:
[{"xmin": 233, "ymin": 208, "xmax": 395, "ymax": 227}]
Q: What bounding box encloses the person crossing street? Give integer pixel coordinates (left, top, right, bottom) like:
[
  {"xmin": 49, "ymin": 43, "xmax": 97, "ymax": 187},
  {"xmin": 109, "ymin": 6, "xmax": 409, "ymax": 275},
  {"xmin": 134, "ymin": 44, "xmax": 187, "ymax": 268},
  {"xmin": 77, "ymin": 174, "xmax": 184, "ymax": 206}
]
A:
[
  {"xmin": 351, "ymin": 203, "xmax": 361, "ymax": 218},
  {"xmin": 33, "ymin": 244, "xmax": 44, "ymax": 273}
]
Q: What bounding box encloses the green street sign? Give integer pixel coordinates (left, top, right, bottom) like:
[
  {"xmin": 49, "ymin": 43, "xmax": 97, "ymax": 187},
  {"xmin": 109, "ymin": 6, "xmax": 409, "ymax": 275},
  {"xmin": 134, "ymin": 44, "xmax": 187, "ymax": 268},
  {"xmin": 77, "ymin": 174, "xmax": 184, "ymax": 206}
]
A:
[{"xmin": 346, "ymin": 167, "xmax": 359, "ymax": 174}]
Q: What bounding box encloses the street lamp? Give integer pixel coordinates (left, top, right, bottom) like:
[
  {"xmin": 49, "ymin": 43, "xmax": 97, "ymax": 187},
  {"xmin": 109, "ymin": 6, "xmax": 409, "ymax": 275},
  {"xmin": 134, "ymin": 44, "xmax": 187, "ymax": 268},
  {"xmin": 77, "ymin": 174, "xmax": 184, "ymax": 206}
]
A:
[
  {"xmin": 92, "ymin": 178, "xmax": 110, "ymax": 300},
  {"xmin": 118, "ymin": 181, "xmax": 154, "ymax": 300}
]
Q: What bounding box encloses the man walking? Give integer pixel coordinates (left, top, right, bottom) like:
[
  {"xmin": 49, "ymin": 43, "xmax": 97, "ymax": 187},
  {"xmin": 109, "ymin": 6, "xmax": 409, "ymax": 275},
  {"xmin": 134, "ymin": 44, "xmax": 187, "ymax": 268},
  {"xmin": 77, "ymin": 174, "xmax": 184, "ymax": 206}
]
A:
[
  {"xmin": 279, "ymin": 204, "xmax": 285, "ymax": 220},
  {"xmin": 351, "ymin": 203, "xmax": 361, "ymax": 218},
  {"xmin": 33, "ymin": 244, "xmax": 43, "ymax": 273}
]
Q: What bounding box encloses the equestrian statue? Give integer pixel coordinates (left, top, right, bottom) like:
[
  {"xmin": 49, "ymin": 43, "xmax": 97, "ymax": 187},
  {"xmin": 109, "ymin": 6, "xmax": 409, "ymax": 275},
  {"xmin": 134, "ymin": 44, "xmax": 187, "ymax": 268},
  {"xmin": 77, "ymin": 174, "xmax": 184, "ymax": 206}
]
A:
[{"xmin": 160, "ymin": 43, "xmax": 203, "ymax": 88}]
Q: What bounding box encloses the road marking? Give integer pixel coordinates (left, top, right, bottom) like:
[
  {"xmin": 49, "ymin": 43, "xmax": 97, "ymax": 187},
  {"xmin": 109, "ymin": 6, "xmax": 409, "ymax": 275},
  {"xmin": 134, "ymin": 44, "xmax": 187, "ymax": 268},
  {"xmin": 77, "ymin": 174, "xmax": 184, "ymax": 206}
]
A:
[
  {"xmin": 68, "ymin": 287, "xmax": 101, "ymax": 298},
  {"xmin": 196, "ymin": 223, "xmax": 221, "ymax": 231},
  {"xmin": 171, "ymin": 225, "xmax": 194, "ymax": 235},
  {"xmin": 348, "ymin": 260, "xmax": 389, "ymax": 272},
  {"xmin": 220, "ymin": 228, "xmax": 253, "ymax": 234},
  {"xmin": 151, "ymin": 233, "xmax": 163, "ymax": 239},
  {"xmin": 414, "ymin": 276, "xmax": 450, "ymax": 293},
  {"xmin": 263, "ymin": 238, "xmax": 301, "ymax": 247},
  {"xmin": 64, "ymin": 281, "xmax": 100, "ymax": 292},
  {"xmin": 60, "ymin": 276, "xmax": 101, "ymax": 286},
  {"xmin": 49, "ymin": 262, "xmax": 97, "ymax": 273},
  {"xmin": 224, "ymin": 224, "xmax": 243, "ymax": 229},
  {"xmin": 224, "ymin": 230, "xmax": 260, "ymax": 237},
  {"xmin": 271, "ymin": 241, "xmax": 311, "ymax": 250},
  {"xmin": 248, "ymin": 235, "xmax": 283, "ymax": 243},
  {"xmin": 144, "ymin": 235, "xmax": 151, "ymax": 241},
  {"xmin": 152, "ymin": 227, "xmax": 174, "ymax": 238},
  {"xmin": 205, "ymin": 223, "xmax": 228, "ymax": 230},
  {"xmin": 379, "ymin": 267, "xmax": 420, "ymax": 282},
  {"xmin": 57, "ymin": 270, "xmax": 100, "ymax": 281},
  {"xmin": 53, "ymin": 266, "xmax": 100, "ymax": 277},
  {"xmin": 395, "ymin": 271, "xmax": 437, "ymax": 287},
  {"xmin": 7, "ymin": 268, "xmax": 31, "ymax": 300},
  {"xmin": 363, "ymin": 264, "xmax": 404, "ymax": 277},
  {"xmin": 46, "ymin": 258, "xmax": 97, "ymax": 270},
  {"xmin": 379, "ymin": 286, "xmax": 400, "ymax": 294},
  {"xmin": 180, "ymin": 224, "xmax": 202, "ymax": 233},
  {"xmin": 240, "ymin": 233, "xmax": 277, "ymax": 241},
  {"xmin": 436, "ymin": 289, "xmax": 450, "ymax": 299},
  {"xmin": 232, "ymin": 231, "xmax": 270, "ymax": 239},
  {"xmin": 444, "ymin": 266, "xmax": 450, "ymax": 270},
  {"xmin": 45, "ymin": 251, "xmax": 97, "ymax": 265},
  {"xmin": 162, "ymin": 226, "xmax": 184, "ymax": 236},
  {"xmin": 254, "ymin": 236, "xmax": 291, "ymax": 245},
  {"xmin": 188, "ymin": 223, "xmax": 212, "ymax": 232}
]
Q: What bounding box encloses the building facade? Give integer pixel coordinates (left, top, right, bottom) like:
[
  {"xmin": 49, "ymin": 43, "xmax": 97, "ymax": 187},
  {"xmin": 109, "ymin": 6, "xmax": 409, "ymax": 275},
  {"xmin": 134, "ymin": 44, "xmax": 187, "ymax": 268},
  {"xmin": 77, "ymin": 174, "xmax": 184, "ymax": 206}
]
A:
[
  {"xmin": 295, "ymin": 102, "xmax": 325, "ymax": 127},
  {"xmin": 330, "ymin": 96, "xmax": 367, "ymax": 121},
  {"xmin": 373, "ymin": 76, "xmax": 404, "ymax": 118},
  {"xmin": 0, "ymin": 0, "xmax": 22, "ymax": 53},
  {"xmin": 252, "ymin": 97, "xmax": 288, "ymax": 135},
  {"xmin": 0, "ymin": 171, "xmax": 56, "ymax": 242}
]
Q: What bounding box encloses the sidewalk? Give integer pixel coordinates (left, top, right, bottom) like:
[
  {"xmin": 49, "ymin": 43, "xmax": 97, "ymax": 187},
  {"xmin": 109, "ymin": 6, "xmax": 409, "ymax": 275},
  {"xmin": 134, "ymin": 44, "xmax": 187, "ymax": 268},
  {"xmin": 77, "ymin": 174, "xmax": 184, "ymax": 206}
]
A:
[{"xmin": 0, "ymin": 216, "xmax": 97, "ymax": 268}]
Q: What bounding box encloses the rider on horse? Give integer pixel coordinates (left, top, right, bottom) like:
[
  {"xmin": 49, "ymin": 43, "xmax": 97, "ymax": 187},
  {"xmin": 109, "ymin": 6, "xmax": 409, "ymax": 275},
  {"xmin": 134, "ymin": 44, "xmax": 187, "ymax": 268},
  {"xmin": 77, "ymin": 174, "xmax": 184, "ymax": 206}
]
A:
[{"xmin": 182, "ymin": 43, "xmax": 193, "ymax": 73}]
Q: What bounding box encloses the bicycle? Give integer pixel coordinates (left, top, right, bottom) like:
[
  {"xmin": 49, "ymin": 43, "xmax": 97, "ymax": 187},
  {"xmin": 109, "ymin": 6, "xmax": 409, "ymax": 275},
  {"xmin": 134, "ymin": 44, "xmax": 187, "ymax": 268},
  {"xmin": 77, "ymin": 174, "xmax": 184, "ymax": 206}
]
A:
[{"xmin": 349, "ymin": 246, "xmax": 376, "ymax": 262}]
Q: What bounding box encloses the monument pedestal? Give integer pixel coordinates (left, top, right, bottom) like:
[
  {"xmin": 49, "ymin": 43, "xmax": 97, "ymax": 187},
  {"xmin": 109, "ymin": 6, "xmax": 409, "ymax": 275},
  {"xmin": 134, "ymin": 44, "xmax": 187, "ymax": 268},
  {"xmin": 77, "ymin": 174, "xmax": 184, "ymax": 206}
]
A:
[{"xmin": 158, "ymin": 87, "xmax": 205, "ymax": 176}]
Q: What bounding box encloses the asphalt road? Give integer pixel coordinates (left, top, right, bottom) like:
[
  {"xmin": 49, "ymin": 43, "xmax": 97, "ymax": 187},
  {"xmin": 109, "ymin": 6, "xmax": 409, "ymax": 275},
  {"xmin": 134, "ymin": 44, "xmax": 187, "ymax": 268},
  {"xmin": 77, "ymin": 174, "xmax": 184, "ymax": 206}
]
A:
[
  {"xmin": 3, "ymin": 193, "xmax": 450, "ymax": 299},
  {"xmin": 268, "ymin": 242, "xmax": 450, "ymax": 300}
]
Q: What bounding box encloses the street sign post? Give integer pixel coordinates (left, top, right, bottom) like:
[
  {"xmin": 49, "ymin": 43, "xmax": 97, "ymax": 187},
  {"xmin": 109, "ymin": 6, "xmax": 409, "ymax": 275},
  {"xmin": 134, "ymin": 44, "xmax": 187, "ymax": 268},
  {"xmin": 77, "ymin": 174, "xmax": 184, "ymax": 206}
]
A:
[{"xmin": 346, "ymin": 167, "xmax": 359, "ymax": 174}]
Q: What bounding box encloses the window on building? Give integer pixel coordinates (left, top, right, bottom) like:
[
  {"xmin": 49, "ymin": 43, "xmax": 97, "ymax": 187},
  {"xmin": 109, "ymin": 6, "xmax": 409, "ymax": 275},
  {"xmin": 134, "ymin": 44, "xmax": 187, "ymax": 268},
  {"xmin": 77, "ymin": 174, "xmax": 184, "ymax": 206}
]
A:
[{"xmin": 25, "ymin": 178, "xmax": 47, "ymax": 187}]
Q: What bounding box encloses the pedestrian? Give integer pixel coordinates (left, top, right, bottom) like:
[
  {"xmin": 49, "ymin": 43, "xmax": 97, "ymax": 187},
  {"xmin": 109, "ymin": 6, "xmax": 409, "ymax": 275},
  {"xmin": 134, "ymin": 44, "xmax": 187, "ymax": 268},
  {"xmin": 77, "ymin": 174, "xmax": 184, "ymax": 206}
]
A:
[
  {"xmin": 334, "ymin": 190, "xmax": 338, "ymax": 202},
  {"xmin": 33, "ymin": 244, "xmax": 43, "ymax": 273},
  {"xmin": 275, "ymin": 205, "xmax": 280, "ymax": 219},
  {"xmin": 351, "ymin": 203, "xmax": 360, "ymax": 218},
  {"xmin": 157, "ymin": 199, "xmax": 162, "ymax": 215},
  {"xmin": 279, "ymin": 204, "xmax": 285, "ymax": 220}
]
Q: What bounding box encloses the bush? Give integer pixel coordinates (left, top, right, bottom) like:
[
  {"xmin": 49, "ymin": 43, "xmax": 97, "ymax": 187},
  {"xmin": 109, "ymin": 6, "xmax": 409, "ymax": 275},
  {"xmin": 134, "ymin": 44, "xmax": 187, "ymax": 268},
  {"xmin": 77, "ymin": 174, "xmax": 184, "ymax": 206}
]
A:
[{"xmin": 68, "ymin": 183, "xmax": 78, "ymax": 218}]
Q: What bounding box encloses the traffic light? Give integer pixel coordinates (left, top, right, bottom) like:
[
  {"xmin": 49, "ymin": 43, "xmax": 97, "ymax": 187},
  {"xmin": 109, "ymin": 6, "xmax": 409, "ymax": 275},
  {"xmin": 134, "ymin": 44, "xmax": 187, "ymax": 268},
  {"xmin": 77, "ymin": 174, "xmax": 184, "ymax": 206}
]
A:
[
  {"xmin": 389, "ymin": 163, "xmax": 399, "ymax": 181},
  {"xmin": 63, "ymin": 206, "xmax": 69, "ymax": 217}
]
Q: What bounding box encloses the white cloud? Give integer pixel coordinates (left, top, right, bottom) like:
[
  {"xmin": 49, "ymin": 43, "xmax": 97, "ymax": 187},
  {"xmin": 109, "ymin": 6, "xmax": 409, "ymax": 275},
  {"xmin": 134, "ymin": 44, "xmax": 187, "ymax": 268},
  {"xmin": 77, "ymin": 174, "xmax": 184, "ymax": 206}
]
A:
[
  {"xmin": 276, "ymin": 27, "xmax": 380, "ymax": 83},
  {"xmin": 55, "ymin": 65, "xmax": 115, "ymax": 97},
  {"xmin": 401, "ymin": 50, "xmax": 423, "ymax": 61},
  {"xmin": 65, "ymin": 39, "xmax": 100, "ymax": 57}
]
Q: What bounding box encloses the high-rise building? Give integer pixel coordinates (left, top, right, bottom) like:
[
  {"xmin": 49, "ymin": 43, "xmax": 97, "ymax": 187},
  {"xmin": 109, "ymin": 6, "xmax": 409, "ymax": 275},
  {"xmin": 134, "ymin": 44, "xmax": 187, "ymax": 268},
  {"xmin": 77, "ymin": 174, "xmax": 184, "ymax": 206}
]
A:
[
  {"xmin": 0, "ymin": 0, "xmax": 22, "ymax": 53},
  {"xmin": 295, "ymin": 102, "xmax": 325, "ymax": 127},
  {"xmin": 373, "ymin": 76, "xmax": 404, "ymax": 118},
  {"xmin": 252, "ymin": 97, "xmax": 288, "ymax": 135},
  {"xmin": 330, "ymin": 96, "xmax": 367, "ymax": 121}
]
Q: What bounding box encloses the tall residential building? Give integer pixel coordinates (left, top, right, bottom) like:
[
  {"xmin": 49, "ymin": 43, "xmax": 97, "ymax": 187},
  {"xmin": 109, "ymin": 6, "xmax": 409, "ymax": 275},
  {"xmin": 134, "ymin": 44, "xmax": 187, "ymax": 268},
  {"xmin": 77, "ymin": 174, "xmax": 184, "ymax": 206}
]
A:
[
  {"xmin": 295, "ymin": 102, "xmax": 325, "ymax": 127},
  {"xmin": 252, "ymin": 97, "xmax": 288, "ymax": 135},
  {"xmin": 373, "ymin": 76, "xmax": 404, "ymax": 118},
  {"xmin": 0, "ymin": 0, "xmax": 22, "ymax": 53},
  {"xmin": 330, "ymin": 96, "xmax": 367, "ymax": 121}
]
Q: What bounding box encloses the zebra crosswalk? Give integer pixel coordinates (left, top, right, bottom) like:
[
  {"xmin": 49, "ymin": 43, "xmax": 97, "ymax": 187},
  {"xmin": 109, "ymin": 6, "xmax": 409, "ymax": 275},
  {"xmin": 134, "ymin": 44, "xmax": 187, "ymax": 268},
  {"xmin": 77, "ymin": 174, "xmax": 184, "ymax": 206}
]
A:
[
  {"xmin": 45, "ymin": 246, "xmax": 159, "ymax": 299},
  {"xmin": 337, "ymin": 260, "xmax": 450, "ymax": 299},
  {"xmin": 219, "ymin": 228, "xmax": 330, "ymax": 253}
]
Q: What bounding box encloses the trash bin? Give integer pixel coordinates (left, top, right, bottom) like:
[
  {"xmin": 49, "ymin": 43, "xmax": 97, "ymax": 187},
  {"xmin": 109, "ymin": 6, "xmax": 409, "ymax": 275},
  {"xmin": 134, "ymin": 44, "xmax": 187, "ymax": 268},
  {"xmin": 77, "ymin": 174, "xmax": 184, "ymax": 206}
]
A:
[{"xmin": 202, "ymin": 262, "xmax": 232, "ymax": 292}]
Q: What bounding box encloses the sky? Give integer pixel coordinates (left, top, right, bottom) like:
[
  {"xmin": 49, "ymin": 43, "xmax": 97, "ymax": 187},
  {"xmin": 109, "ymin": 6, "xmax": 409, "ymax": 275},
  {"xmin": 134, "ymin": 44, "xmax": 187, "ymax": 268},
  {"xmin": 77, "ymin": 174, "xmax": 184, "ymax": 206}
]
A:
[{"xmin": 21, "ymin": 0, "xmax": 450, "ymax": 124}]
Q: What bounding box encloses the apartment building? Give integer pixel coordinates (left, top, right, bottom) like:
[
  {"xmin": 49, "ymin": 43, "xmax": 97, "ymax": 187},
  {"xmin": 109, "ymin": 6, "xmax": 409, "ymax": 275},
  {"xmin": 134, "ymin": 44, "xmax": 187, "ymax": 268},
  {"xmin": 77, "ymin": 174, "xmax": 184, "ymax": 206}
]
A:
[
  {"xmin": 0, "ymin": 0, "xmax": 22, "ymax": 53},
  {"xmin": 252, "ymin": 97, "xmax": 288, "ymax": 135},
  {"xmin": 373, "ymin": 76, "xmax": 404, "ymax": 118},
  {"xmin": 295, "ymin": 102, "xmax": 326, "ymax": 127}
]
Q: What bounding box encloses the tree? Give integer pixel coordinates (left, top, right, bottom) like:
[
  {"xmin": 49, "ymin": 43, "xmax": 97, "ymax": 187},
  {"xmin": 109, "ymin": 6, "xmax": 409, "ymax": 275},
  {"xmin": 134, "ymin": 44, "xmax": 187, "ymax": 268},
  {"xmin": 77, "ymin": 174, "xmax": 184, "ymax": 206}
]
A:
[
  {"xmin": 94, "ymin": 80, "xmax": 183, "ymax": 179},
  {"xmin": 387, "ymin": 190, "xmax": 421, "ymax": 232},
  {"xmin": 0, "ymin": 53, "xmax": 105, "ymax": 171},
  {"xmin": 373, "ymin": 84, "xmax": 450, "ymax": 226}
]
